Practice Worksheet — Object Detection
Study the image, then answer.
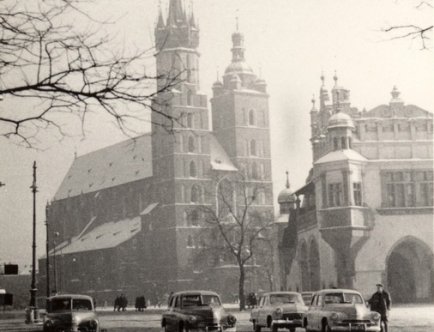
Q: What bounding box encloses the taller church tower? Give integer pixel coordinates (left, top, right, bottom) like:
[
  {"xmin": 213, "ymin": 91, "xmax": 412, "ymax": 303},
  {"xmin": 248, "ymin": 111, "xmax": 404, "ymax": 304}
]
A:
[
  {"xmin": 151, "ymin": 0, "xmax": 211, "ymax": 289},
  {"xmin": 211, "ymin": 26, "xmax": 273, "ymax": 209}
]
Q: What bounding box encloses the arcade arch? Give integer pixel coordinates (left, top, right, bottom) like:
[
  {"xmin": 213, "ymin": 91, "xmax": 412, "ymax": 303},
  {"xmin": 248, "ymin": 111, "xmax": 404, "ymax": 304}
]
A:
[{"xmin": 386, "ymin": 236, "xmax": 433, "ymax": 303}]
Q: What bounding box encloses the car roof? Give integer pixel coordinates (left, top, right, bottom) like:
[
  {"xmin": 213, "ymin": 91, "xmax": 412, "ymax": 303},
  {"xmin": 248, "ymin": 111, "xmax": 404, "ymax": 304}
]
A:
[
  {"xmin": 172, "ymin": 290, "xmax": 220, "ymax": 297},
  {"xmin": 313, "ymin": 289, "xmax": 362, "ymax": 295},
  {"xmin": 262, "ymin": 291, "xmax": 301, "ymax": 296},
  {"xmin": 48, "ymin": 294, "xmax": 94, "ymax": 301}
]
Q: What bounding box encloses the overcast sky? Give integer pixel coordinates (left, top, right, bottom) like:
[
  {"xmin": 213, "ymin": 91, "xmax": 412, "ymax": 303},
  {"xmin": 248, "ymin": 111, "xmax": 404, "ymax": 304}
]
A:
[{"xmin": 1, "ymin": 0, "xmax": 433, "ymax": 269}]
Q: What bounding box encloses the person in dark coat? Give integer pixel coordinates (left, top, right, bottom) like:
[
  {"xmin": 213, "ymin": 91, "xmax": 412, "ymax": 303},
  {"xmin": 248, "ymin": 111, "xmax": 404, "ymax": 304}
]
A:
[
  {"xmin": 114, "ymin": 295, "xmax": 120, "ymax": 312},
  {"xmin": 120, "ymin": 294, "xmax": 128, "ymax": 311},
  {"xmin": 368, "ymin": 283, "xmax": 391, "ymax": 332}
]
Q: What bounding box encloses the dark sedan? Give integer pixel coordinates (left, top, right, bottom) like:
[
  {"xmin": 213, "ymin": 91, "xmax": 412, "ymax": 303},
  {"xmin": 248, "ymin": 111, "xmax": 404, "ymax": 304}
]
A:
[{"xmin": 162, "ymin": 290, "xmax": 236, "ymax": 332}]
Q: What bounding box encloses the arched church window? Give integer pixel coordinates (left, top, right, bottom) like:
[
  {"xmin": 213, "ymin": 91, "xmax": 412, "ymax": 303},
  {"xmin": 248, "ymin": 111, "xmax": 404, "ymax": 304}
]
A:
[
  {"xmin": 250, "ymin": 139, "xmax": 257, "ymax": 156},
  {"xmin": 190, "ymin": 210, "xmax": 199, "ymax": 226},
  {"xmin": 188, "ymin": 136, "xmax": 195, "ymax": 152},
  {"xmin": 189, "ymin": 161, "xmax": 197, "ymax": 177},
  {"xmin": 187, "ymin": 113, "xmax": 193, "ymax": 128},
  {"xmin": 187, "ymin": 235, "xmax": 193, "ymax": 248},
  {"xmin": 191, "ymin": 184, "xmax": 200, "ymax": 203},
  {"xmin": 249, "ymin": 109, "xmax": 256, "ymax": 126},
  {"xmin": 187, "ymin": 90, "xmax": 193, "ymax": 106}
]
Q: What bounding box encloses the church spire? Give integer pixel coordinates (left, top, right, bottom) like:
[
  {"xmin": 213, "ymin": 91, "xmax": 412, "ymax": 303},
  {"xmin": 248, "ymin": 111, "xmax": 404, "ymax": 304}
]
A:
[
  {"xmin": 156, "ymin": 1, "xmax": 165, "ymax": 29},
  {"xmin": 231, "ymin": 17, "xmax": 245, "ymax": 62},
  {"xmin": 167, "ymin": 0, "xmax": 185, "ymax": 25}
]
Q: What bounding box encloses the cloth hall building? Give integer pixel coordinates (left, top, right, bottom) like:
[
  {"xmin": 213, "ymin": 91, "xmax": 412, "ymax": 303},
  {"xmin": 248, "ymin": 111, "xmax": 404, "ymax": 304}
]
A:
[
  {"xmin": 277, "ymin": 75, "xmax": 434, "ymax": 303},
  {"xmin": 38, "ymin": 0, "xmax": 274, "ymax": 303}
]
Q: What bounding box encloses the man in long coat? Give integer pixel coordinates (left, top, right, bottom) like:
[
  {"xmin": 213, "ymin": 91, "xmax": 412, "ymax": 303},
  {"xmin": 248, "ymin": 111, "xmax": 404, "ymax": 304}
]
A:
[{"xmin": 368, "ymin": 283, "xmax": 392, "ymax": 332}]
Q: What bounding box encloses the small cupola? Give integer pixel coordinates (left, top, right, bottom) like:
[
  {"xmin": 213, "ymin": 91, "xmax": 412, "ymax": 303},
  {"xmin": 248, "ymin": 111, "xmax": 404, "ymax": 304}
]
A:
[{"xmin": 278, "ymin": 171, "xmax": 296, "ymax": 215}]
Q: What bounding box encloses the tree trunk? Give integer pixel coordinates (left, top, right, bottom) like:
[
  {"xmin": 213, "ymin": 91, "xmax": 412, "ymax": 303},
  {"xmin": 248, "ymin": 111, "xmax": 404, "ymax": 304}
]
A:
[{"xmin": 239, "ymin": 265, "xmax": 245, "ymax": 311}]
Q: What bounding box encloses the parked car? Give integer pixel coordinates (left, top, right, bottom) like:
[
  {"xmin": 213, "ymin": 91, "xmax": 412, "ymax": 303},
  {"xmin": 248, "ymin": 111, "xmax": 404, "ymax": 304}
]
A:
[
  {"xmin": 43, "ymin": 294, "xmax": 103, "ymax": 332},
  {"xmin": 301, "ymin": 292, "xmax": 314, "ymax": 306},
  {"xmin": 162, "ymin": 290, "xmax": 236, "ymax": 332},
  {"xmin": 250, "ymin": 291, "xmax": 307, "ymax": 332},
  {"xmin": 304, "ymin": 289, "xmax": 381, "ymax": 332}
]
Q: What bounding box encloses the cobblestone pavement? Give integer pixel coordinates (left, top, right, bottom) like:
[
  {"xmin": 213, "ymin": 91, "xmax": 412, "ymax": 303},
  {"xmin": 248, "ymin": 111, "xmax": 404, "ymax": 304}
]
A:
[{"xmin": 1, "ymin": 304, "xmax": 433, "ymax": 332}]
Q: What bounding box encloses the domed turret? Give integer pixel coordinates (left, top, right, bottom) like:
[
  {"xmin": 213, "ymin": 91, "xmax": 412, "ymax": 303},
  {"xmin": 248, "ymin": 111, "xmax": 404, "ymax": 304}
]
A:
[
  {"xmin": 278, "ymin": 172, "xmax": 296, "ymax": 215},
  {"xmin": 327, "ymin": 111, "xmax": 354, "ymax": 130}
]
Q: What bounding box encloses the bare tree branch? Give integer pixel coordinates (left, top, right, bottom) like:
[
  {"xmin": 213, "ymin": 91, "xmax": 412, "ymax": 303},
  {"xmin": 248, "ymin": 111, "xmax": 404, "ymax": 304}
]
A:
[{"xmin": 0, "ymin": 0, "xmax": 185, "ymax": 147}]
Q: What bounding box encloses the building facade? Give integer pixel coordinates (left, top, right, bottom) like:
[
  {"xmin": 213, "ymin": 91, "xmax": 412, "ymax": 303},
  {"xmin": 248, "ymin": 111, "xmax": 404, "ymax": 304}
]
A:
[
  {"xmin": 38, "ymin": 0, "xmax": 274, "ymax": 304},
  {"xmin": 279, "ymin": 74, "xmax": 434, "ymax": 303}
]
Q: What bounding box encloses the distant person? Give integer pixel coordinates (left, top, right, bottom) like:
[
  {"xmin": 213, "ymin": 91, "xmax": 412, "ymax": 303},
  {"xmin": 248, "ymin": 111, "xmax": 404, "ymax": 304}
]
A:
[
  {"xmin": 114, "ymin": 295, "xmax": 120, "ymax": 312},
  {"xmin": 120, "ymin": 294, "xmax": 128, "ymax": 311},
  {"xmin": 368, "ymin": 283, "xmax": 391, "ymax": 332}
]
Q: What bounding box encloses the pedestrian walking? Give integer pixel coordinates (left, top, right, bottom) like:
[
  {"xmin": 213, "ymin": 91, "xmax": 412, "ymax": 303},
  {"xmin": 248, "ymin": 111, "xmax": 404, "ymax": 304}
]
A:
[{"xmin": 368, "ymin": 283, "xmax": 391, "ymax": 332}]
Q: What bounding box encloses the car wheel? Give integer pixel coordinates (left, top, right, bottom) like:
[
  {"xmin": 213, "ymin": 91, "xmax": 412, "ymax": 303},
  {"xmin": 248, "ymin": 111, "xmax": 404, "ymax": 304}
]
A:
[
  {"xmin": 180, "ymin": 323, "xmax": 189, "ymax": 332},
  {"xmin": 271, "ymin": 324, "xmax": 278, "ymax": 332},
  {"xmin": 253, "ymin": 320, "xmax": 261, "ymax": 332},
  {"xmin": 321, "ymin": 320, "xmax": 331, "ymax": 332},
  {"xmin": 289, "ymin": 328, "xmax": 296, "ymax": 332}
]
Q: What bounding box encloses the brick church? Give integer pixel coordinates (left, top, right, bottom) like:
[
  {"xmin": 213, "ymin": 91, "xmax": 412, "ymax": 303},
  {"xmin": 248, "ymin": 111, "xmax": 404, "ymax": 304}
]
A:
[
  {"xmin": 277, "ymin": 74, "xmax": 433, "ymax": 303},
  {"xmin": 39, "ymin": 0, "xmax": 274, "ymax": 303}
]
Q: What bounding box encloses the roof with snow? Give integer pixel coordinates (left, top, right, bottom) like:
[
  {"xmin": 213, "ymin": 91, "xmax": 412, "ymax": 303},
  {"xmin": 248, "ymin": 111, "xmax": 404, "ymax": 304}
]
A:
[
  {"xmin": 315, "ymin": 149, "xmax": 367, "ymax": 165},
  {"xmin": 48, "ymin": 216, "xmax": 142, "ymax": 256},
  {"xmin": 54, "ymin": 134, "xmax": 153, "ymax": 200},
  {"xmin": 209, "ymin": 135, "xmax": 238, "ymax": 172}
]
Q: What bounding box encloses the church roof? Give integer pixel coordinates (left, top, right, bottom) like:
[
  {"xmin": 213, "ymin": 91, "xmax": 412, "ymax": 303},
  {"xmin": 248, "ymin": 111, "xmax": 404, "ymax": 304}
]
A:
[
  {"xmin": 54, "ymin": 132, "xmax": 237, "ymax": 201},
  {"xmin": 315, "ymin": 149, "xmax": 367, "ymax": 165},
  {"xmin": 54, "ymin": 134, "xmax": 153, "ymax": 200},
  {"xmin": 209, "ymin": 135, "xmax": 238, "ymax": 171},
  {"xmin": 47, "ymin": 216, "xmax": 143, "ymax": 256}
]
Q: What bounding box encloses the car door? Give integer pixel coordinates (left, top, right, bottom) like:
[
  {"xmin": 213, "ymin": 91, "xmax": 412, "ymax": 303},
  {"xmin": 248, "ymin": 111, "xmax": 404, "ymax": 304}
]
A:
[
  {"xmin": 167, "ymin": 295, "xmax": 179, "ymax": 331},
  {"xmin": 251, "ymin": 296, "xmax": 261, "ymax": 323},
  {"xmin": 257, "ymin": 296, "xmax": 266, "ymax": 326},
  {"xmin": 306, "ymin": 294, "xmax": 319, "ymax": 331}
]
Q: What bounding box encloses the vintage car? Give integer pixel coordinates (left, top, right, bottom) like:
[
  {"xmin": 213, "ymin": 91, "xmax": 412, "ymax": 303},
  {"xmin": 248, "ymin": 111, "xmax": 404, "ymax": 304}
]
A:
[
  {"xmin": 43, "ymin": 294, "xmax": 102, "ymax": 332},
  {"xmin": 161, "ymin": 290, "xmax": 236, "ymax": 332},
  {"xmin": 304, "ymin": 289, "xmax": 381, "ymax": 332},
  {"xmin": 250, "ymin": 291, "xmax": 307, "ymax": 332}
]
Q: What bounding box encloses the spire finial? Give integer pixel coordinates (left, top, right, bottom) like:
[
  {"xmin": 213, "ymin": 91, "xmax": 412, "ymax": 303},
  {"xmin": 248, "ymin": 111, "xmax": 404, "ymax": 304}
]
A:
[
  {"xmin": 216, "ymin": 67, "xmax": 220, "ymax": 81},
  {"xmin": 311, "ymin": 94, "xmax": 316, "ymax": 107},
  {"xmin": 235, "ymin": 9, "xmax": 240, "ymax": 31},
  {"xmin": 333, "ymin": 70, "xmax": 338, "ymax": 86},
  {"xmin": 320, "ymin": 72, "xmax": 325, "ymax": 86},
  {"xmin": 285, "ymin": 171, "xmax": 290, "ymax": 189}
]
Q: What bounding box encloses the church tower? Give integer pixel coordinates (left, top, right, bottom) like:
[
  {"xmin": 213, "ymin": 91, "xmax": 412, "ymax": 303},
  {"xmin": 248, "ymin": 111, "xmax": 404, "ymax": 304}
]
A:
[
  {"xmin": 151, "ymin": 0, "xmax": 211, "ymax": 289},
  {"xmin": 211, "ymin": 24, "xmax": 273, "ymax": 211}
]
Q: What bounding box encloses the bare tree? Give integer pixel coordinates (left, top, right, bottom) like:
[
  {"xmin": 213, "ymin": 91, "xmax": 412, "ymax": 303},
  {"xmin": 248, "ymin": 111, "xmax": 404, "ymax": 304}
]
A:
[
  {"xmin": 0, "ymin": 0, "xmax": 182, "ymax": 147},
  {"xmin": 383, "ymin": 0, "xmax": 433, "ymax": 49},
  {"xmin": 194, "ymin": 173, "xmax": 273, "ymax": 311}
]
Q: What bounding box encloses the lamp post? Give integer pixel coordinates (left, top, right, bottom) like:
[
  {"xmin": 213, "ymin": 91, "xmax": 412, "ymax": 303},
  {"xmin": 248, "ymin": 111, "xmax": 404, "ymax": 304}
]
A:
[{"xmin": 29, "ymin": 161, "xmax": 38, "ymax": 320}]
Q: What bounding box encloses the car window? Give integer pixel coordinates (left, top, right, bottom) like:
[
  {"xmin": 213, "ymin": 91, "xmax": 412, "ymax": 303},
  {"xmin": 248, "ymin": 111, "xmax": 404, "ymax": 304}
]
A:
[
  {"xmin": 169, "ymin": 295, "xmax": 175, "ymax": 308},
  {"xmin": 72, "ymin": 299, "xmax": 92, "ymax": 311},
  {"xmin": 182, "ymin": 295, "xmax": 201, "ymax": 307},
  {"xmin": 324, "ymin": 293, "xmax": 363, "ymax": 304},
  {"xmin": 317, "ymin": 295, "xmax": 323, "ymax": 306},
  {"xmin": 174, "ymin": 296, "xmax": 180, "ymax": 308},
  {"xmin": 202, "ymin": 295, "xmax": 221, "ymax": 306},
  {"xmin": 310, "ymin": 295, "xmax": 316, "ymax": 307},
  {"xmin": 49, "ymin": 298, "xmax": 71, "ymax": 312},
  {"xmin": 269, "ymin": 294, "xmax": 302, "ymax": 304}
]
